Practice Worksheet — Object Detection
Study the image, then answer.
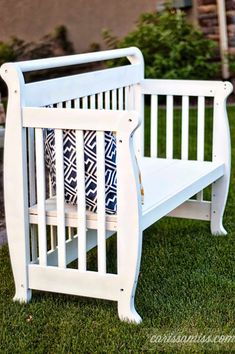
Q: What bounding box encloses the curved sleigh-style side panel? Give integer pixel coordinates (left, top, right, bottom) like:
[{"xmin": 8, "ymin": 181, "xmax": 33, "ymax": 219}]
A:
[
  {"xmin": 116, "ymin": 116, "xmax": 143, "ymax": 323},
  {"xmin": 0, "ymin": 63, "xmax": 32, "ymax": 302},
  {"xmin": 211, "ymin": 81, "xmax": 233, "ymax": 235}
]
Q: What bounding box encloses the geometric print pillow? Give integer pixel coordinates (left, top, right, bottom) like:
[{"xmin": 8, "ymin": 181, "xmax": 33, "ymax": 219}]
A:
[{"xmin": 44, "ymin": 129, "xmax": 117, "ymax": 215}]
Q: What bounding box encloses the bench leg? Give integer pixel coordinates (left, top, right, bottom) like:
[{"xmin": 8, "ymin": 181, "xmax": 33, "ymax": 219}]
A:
[
  {"xmin": 7, "ymin": 227, "xmax": 32, "ymax": 303},
  {"xmin": 117, "ymin": 229, "xmax": 143, "ymax": 324},
  {"xmin": 118, "ymin": 293, "xmax": 142, "ymax": 324},
  {"xmin": 211, "ymin": 176, "xmax": 229, "ymax": 235}
]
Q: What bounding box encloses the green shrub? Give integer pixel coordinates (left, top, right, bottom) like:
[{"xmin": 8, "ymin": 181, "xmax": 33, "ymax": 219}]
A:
[{"xmin": 102, "ymin": 8, "xmax": 219, "ymax": 80}]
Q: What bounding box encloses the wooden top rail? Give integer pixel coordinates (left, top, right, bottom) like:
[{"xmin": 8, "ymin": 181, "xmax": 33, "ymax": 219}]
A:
[
  {"xmin": 1, "ymin": 47, "xmax": 144, "ymax": 73},
  {"xmin": 142, "ymin": 79, "xmax": 233, "ymax": 98}
]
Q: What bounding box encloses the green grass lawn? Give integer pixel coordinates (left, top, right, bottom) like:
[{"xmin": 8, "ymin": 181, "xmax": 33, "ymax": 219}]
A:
[{"xmin": 0, "ymin": 106, "xmax": 234, "ymax": 353}]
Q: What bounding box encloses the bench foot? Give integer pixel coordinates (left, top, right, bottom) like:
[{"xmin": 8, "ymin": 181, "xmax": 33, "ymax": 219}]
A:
[
  {"xmin": 210, "ymin": 222, "xmax": 227, "ymax": 236},
  {"xmin": 118, "ymin": 298, "xmax": 142, "ymax": 324},
  {"xmin": 13, "ymin": 289, "xmax": 32, "ymax": 303}
]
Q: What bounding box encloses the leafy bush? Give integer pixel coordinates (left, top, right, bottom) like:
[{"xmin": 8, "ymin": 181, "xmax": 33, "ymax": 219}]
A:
[{"xmin": 102, "ymin": 8, "xmax": 219, "ymax": 80}]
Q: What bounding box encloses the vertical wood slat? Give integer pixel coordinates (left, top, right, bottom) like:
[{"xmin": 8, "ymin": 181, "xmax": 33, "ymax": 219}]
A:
[
  {"xmin": 197, "ymin": 96, "xmax": 205, "ymax": 201},
  {"xmin": 197, "ymin": 96, "xmax": 205, "ymax": 161},
  {"xmin": 82, "ymin": 96, "xmax": 88, "ymax": 109},
  {"xmin": 30, "ymin": 225, "xmax": 37, "ymax": 262},
  {"xmin": 49, "ymin": 174, "xmax": 57, "ymax": 250},
  {"xmin": 98, "ymin": 92, "xmax": 103, "ymax": 109},
  {"xmin": 112, "ymin": 89, "xmax": 117, "ymax": 110},
  {"xmin": 166, "ymin": 95, "xmax": 173, "ymax": 159},
  {"xmin": 105, "ymin": 91, "xmax": 110, "ymax": 109},
  {"xmin": 66, "ymin": 100, "xmax": 72, "ymax": 109},
  {"xmin": 35, "ymin": 128, "xmax": 47, "ymax": 266},
  {"xmin": 150, "ymin": 95, "xmax": 158, "ymax": 158},
  {"xmin": 76, "ymin": 130, "xmax": 87, "ymax": 271},
  {"xmin": 74, "ymin": 97, "xmax": 80, "ymax": 109},
  {"xmin": 118, "ymin": 87, "xmax": 123, "ymax": 110},
  {"xmin": 181, "ymin": 95, "xmax": 189, "ymax": 160},
  {"xmin": 96, "ymin": 131, "xmax": 106, "ymax": 274},
  {"xmin": 124, "ymin": 86, "xmax": 129, "ymax": 110},
  {"xmin": 28, "ymin": 128, "xmax": 36, "ymax": 206},
  {"xmin": 66, "ymin": 99, "xmax": 73, "ymax": 240},
  {"xmin": 55, "ymin": 129, "xmax": 66, "ymax": 268},
  {"xmin": 129, "ymin": 86, "xmax": 134, "ymax": 110},
  {"xmin": 90, "ymin": 94, "xmax": 96, "ymax": 109}
]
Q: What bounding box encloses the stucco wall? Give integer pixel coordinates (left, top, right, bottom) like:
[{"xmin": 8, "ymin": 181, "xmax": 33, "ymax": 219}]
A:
[{"xmin": 0, "ymin": 0, "xmax": 157, "ymax": 53}]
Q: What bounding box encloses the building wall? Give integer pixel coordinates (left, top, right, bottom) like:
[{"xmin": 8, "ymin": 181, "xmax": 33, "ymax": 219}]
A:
[
  {"xmin": 197, "ymin": 0, "xmax": 235, "ymax": 54},
  {"xmin": 0, "ymin": 0, "xmax": 157, "ymax": 53}
]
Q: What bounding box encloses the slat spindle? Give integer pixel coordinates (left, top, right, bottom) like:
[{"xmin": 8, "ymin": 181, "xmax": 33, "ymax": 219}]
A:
[
  {"xmin": 118, "ymin": 87, "xmax": 123, "ymax": 110},
  {"xmin": 105, "ymin": 91, "xmax": 110, "ymax": 109},
  {"xmin": 150, "ymin": 95, "xmax": 158, "ymax": 157},
  {"xmin": 35, "ymin": 128, "xmax": 47, "ymax": 266},
  {"xmin": 166, "ymin": 95, "xmax": 173, "ymax": 159},
  {"xmin": 76, "ymin": 130, "xmax": 87, "ymax": 271},
  {"xmin": 97, "ymin": 131, "xmax": 106, "ymax": 274},
  {"xmin": 181, "ymin": 95, "xmax": 189, "ymax": 160},
  {"xmin": 112, "ymin": 89, "xmax": 117, "ymax": 110},
  {"xmin": 197, "ymin": 96, "xmax": 205, "ymax": 200},
  {"xmin": 98, "ymin": 92, "xmax": 103, "ymax": 109},
  {"xmin": 55, "ymin": 129, "xmax": 66, "ymax": 268}
]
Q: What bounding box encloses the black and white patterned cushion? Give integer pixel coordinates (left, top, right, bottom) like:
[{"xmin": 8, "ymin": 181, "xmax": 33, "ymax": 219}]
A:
[{"xmin": 44, "ymin": 129, "xmax": 117, "ymax": 214}]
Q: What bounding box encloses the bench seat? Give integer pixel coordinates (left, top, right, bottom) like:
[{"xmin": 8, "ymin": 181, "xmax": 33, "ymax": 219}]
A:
[{"xmin": 29, "ymin": 157, "xmax": 224, "ymax": 232}]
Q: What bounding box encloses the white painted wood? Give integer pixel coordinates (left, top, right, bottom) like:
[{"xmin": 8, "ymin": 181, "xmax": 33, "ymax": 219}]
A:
[
  {"xmin": 90, "ymin": 94, "xmax": 96, "ymax": 109},
  {"xmin": 112, "ymin": 89, "xmax": 117, "ymax": 110},
  {"xmin": 128, "ymin": 86, "xmax": 134, "ymax": 110},
  {"xmin": 50, "ymin": 226, "xmax": 57, "ymax": 251},
  {"xmin": 66, "ymin": 100, "xmax": 72, "ymax": 109},
  {"xmin": 181, "ymin": 96, "xmax": 189, "ymax": 160},
  {"xmin": 197, "ymin": 96, "xmax": 205, "ymax": 161},
  {"xmin": 82, "ymin": 96, "xmax": 88, "ymax": 109},
  {"xmin": 37, "ymin": 230, "xmax": 114, "ymax": 267},
  {"xmin": 23, "ymin": 107, "xmax": 138, "ymax": 132},
  {"xmin": 76, "ymin": 130, "xmax": 87, "ymax": 271},
  {"xmin": 141, "ymin": 79, "xmax": 225, "ymax": 97},
  {"xmin": 124, "ymin": 86, "xmax": 129, "ymax": 110},
  {"xmin": 24, "ymin": 65, "xmax": 142, "ymax": 107},
  {"xmin": 168, "ymin": 200, "xmax": 211, "ymax": 220},
  {"xmin": 118, "ymin": 87, "xmax": 123, "ymax": 110},
  {"xmin": 0, "ymin": 65, "xmax": 32, "ymax": 303},
  {"xmin": 74, "ymin": 98, "xmax": 80, "ymax": 109},
  {"xmin": 35, "ymin": 128, "xmax": 47, "ymax": 266},
  {"xmin": 211, "ymin": 82, "xmax": 233, "ymax": 234},
  {"xmin": 105, "ymin": 91, "xmax": 110, "ymax": 109},
  {"xmin": 150, "ymin": 95, "xmax": 158, "ymax": 158},
  {"xmin": 197, "ymin": 96, "xmax": 205, "ymax": 201},
  {"xmin": 28, "ymin": 128, "xmax": 36, "ymax": 206},
  {"xmin": 116, "ymin": 115, "xmax": 143, "ymax": 323},
  {"xmin": 55, "ymin": 130, "xmax": 66, "ymax": 268},
  {"xmin": 97, "ymin": 131, "xmax": 106, "ymax": 274},
  {"xmin": 14, "ymin": 47, "xmax": 144, "ymax": 72},
  {"xmin": 98, "ymin": 92, "xmax": 103, "ymax": 109},
  {"xmin": 30, "ymin": 225, "xmax": 37, "ymax": 262},
  {"xmin": 166, "ymin": 95, "xmax": 173, "ymax": 159},
  {"xmin": 140, "ymin": 157, "xmax": 224, "ymax": 230},
  {"xmin": 48, "ymin": 174, "xmax": 57, "ymax": 250},
  {"xmin": 28, "ymin": 264, "xmax": 120, "ymax": 300},
  {"xmin": 29, "ymin": 197, "xmax": 118, "ymax": 231}
]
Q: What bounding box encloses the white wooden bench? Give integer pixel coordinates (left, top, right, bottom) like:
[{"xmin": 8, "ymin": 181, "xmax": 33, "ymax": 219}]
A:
[{"xmin": 0, "ymin": 47, "xmax": 233, "ymax": 323}]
